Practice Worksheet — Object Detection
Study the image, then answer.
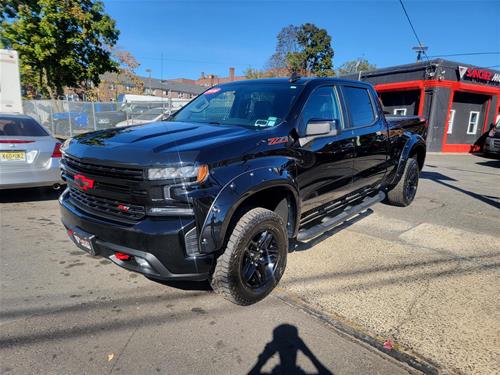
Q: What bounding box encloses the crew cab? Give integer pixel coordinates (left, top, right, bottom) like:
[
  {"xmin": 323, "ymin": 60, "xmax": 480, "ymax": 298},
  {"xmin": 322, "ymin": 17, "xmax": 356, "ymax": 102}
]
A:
[{"xmin": 59, "ymin": 77, "xmax": 427, "ymax": 305}]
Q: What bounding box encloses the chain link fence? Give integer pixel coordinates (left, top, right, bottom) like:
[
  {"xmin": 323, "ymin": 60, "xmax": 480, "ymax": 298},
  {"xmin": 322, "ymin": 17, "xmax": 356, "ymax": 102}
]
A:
[{"xmin": 23, "ymin": 99, "xmax": 191, "ymax": 139}]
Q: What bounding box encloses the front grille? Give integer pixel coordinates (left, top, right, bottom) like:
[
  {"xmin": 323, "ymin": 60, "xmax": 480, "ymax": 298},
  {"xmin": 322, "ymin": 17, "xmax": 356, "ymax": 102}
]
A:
[
  {"xmin": 63, "ymin": 154, "xmax": 144, "ymax": 181},
  {"xmin": 69, "ymin": 187, "xmax": 145, "ymax": 222},
  {"xmin": 493, "ymin": 139, "xmax": 500, "ymax": 147}
]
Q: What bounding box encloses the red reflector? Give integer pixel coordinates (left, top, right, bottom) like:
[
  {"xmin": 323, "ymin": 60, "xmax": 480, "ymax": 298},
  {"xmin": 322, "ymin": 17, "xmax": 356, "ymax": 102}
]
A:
[
  {"xmin": 67, "ymin": 229, "xmax": 73, "ymax": 236},
  {"xmin": 51, "ymin": 142, "xmax": 62, "ymax": 158},
  {"xmin": 0, "ymin": 140, "xmax": 35, "ymax": 144},
  {"xmin": 115, "ymin": 252, "xmax": 131, "ymax": 261}
]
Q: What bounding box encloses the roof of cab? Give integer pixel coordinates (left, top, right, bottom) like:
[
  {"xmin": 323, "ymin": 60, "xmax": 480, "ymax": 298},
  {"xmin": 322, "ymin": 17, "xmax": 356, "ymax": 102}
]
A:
[{"xmin": 217, "ymin": 76, "xmax": 373, "ymax": 87}]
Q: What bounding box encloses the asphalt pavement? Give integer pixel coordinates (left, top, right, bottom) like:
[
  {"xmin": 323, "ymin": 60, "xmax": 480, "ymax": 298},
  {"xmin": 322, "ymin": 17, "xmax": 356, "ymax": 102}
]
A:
[{"xmin": 0, "ymin": 191, "xmax": 415, "ymax": 374}]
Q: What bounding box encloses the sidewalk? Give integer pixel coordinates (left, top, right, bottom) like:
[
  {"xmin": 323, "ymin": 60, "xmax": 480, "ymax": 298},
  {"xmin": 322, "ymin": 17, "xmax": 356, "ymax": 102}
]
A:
[{"xmin": 280, "ymin": 154, "xmax": 500, "ymax": 374}]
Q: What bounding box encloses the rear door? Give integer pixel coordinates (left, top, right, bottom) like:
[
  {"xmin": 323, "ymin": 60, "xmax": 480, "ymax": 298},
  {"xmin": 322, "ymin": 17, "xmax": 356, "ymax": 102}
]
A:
[
  {"xmin": 341, "ymin": 85, "xmax": 389, "ymax": 192},
  {"xmin": 295, "ymin": 85, "xmax": 356, "ymax": 215}
]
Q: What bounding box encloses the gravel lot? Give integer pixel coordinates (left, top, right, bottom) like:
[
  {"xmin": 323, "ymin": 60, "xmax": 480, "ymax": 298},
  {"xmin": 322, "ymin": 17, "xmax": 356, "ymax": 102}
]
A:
[{"xmin": 1, "ymin": 153, "xmax": 498, "ymax": 375}]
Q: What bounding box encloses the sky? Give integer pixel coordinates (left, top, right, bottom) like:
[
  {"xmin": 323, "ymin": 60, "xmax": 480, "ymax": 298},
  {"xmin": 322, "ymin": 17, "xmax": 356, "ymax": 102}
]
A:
[{"xmin": 103, "ymin": 0, "xmax": 500, "ymax": 80}]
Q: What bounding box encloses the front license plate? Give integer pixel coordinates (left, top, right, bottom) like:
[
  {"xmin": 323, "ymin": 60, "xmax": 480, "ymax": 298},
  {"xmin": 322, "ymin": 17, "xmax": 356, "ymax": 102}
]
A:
[
  {"xmin": 70, "ymin": 229, "xmax": 97, "ymax": 256},
  {"xmin": 0, "ymin": 151, "xmax": 26, "ymax": 161}
]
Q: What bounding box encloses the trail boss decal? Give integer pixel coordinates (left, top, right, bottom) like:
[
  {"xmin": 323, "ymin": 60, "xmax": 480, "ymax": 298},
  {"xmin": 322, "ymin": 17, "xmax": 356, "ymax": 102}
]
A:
[{"xmin": 267, "ymin": 136, "xmax": 288, "ymax": 145}]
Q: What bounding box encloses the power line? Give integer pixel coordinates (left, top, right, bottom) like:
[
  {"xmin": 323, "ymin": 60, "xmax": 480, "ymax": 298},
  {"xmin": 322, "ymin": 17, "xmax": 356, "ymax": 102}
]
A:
[
  {"xmin": 398, "ymin": 0, "xmax": 429, "ymax": 61},
  {"xmin": 427, "ymin": 52, "xmax": 500, "ymax": 58}
]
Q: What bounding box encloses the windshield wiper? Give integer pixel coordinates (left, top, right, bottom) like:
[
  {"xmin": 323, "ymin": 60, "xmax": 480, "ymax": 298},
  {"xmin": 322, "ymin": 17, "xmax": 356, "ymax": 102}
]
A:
[{"xmin": 208, "ymin": 121, "xmax": 222, "ymax": 125}]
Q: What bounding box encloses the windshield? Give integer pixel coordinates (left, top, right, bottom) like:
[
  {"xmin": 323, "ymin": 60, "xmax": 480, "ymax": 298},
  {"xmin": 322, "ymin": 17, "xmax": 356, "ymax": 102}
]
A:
[
  {"xmin": 135, "ymin": 108, "xmax": 165, "ymax": 121},
  {"xmin": 0, "ymin": 116, "xmax": 49, "ymax": 136},
  {"xmin": 169, "ymin": 82, "xmax": 304, "ymax": 128}
]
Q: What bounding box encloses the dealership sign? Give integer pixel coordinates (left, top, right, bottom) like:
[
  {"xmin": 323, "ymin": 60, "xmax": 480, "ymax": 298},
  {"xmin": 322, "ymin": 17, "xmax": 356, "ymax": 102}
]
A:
[{"xmin": 458, "ymin": 66, "xmax": 500, "ymax": 84}]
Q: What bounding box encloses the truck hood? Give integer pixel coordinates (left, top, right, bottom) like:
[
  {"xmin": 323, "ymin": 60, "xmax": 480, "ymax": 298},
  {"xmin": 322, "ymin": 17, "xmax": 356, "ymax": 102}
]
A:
[
  {"xmin": 115, "ymin": 119, "xmax": 151, "ymax": 127},
  {"xmin": 65, "ymin": 121, "xmax": 260, "ymax": 166}
]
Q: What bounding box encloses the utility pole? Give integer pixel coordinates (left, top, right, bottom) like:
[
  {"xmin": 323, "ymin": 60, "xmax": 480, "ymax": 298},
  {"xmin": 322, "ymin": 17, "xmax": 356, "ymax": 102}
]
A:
[{"xmin": 145, "ymin": 68, "xmax": 152, "ymax": 93}]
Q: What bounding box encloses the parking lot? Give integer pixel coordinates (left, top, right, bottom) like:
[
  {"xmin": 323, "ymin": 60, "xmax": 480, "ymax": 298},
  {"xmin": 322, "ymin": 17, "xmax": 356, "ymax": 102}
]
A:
[{"xmin": 1, "ymin": 154, "xmax": 499, "ymax": 375}]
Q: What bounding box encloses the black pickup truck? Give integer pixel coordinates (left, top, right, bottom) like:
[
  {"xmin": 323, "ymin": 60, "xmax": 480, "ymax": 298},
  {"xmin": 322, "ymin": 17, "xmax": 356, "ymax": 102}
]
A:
[{"xmin": 59, "ymin": 77, "xmax": 427, "ymax": 305}]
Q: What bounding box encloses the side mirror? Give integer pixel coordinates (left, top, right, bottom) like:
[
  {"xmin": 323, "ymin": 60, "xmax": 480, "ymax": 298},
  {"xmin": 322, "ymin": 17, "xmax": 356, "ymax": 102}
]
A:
[{"xmin": 305, "ymin": 119, "xmax": 340, "ymax": 137}]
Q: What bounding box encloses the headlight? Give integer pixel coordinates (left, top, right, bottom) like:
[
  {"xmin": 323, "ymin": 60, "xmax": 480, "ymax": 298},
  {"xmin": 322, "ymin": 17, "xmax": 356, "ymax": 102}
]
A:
[{"xmin": 147, "ymin": 164, "xmax": 208, "ymax": 182}]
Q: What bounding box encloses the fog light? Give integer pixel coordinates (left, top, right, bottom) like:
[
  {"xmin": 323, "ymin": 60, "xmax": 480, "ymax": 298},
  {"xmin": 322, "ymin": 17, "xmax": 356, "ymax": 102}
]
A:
[
  {"xmin": 135, "ymin": 256, "xmax": 151, "ymax": 268},
  {"xmin": 184, "ymin": 227, "xmax": 200, "ymax": 256}
]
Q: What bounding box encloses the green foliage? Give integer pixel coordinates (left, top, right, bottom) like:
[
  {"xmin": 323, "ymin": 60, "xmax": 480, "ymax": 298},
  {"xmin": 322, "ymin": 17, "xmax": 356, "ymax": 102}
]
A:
[
  {"xmin": 336, "ymin": 58, "xmax": 376, "ymax": 76},
  {"xmin": 287, "ymin": 23, "xmax": 334, "ymax": 77},
  {"xmin": 265, "ymin": 23, "xmax": 334, "ymax": 78},
  {"xmin": 244, "ymin": 67, "xmax": 266, "ymax": 79},
  {"xmin": 1, "ymin": 0, "xmax": 119, "ymax": 98}
]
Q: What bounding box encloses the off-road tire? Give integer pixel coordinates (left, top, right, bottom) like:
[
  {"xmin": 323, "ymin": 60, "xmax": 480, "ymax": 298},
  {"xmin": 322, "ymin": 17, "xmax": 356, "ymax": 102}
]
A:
[
  {"xmin": 210, "ymin": 208, "xmax": 288, "ymax": 306},
  {"xmin": 386, "ymin": 157, "xmax": 419, "ymax": 207}
]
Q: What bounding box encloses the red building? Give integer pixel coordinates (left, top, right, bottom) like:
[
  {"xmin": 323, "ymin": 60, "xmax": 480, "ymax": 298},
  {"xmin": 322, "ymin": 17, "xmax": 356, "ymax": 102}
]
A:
[{"xmin": 351, "ymin": 59, "xmax": 500, "ymax": 152}]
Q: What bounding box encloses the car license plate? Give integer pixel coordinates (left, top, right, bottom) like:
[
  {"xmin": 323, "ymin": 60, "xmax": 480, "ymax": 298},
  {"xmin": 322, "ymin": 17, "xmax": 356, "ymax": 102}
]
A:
[
  {"xmin": 70, "ymin": 228, "xmax": 97, "ymax": 256},
  {"xmin": 0, "ymin": 151, "xmax": 26, "ymax": 161}
]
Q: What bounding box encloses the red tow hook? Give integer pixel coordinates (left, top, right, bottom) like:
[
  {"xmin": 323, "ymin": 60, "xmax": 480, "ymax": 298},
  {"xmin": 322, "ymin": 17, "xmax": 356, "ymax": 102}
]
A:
[{"xmin": 115, "ymin": 252, "xmax": 131, "ymax": 261}]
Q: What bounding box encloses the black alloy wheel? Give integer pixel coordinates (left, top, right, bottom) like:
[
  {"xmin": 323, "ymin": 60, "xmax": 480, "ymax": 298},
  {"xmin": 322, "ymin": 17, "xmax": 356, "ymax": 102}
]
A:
[
  {"xmin": 241, "ymin": 230, "xmax": 280, "ymax": 289},
  {"xmin": 210, "ymin": 207, "xmax": 288, "ymax": 305}
]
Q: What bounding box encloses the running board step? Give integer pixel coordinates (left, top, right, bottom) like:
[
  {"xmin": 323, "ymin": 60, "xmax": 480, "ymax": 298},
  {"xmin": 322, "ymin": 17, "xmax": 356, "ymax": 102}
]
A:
[{"xmin": 297, "ymin": 191, "xmax": 385, "ymax": 242}]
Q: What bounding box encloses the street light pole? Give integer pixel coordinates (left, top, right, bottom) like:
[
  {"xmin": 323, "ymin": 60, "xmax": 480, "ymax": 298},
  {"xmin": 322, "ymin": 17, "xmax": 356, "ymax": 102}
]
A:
[{"xmin": 145, "ymin": 68, "xmax": 152, "ymax": 94}]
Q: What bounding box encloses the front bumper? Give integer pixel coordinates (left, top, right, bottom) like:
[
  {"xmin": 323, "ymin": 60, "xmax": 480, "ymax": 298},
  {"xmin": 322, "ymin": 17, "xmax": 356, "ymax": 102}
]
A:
[
  {"xmin": 59, "ymin": 189, "xmax": 214, "ymax": 281},
  {"xmin": 484, "ymin": 137, "xmax": 500, "ymax": 154}
]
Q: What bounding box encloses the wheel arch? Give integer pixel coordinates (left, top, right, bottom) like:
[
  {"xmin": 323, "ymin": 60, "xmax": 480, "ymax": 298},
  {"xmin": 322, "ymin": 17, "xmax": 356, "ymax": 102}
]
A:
[
  {"xmin": 409, "ymin": 143, "xmax": 426, "ymax": 171},
  {"xmin": 199, "ymin": 168, "xmax": 300, "ymax": 254},
  {"xmin": 388, "ymin": 134, "xmax": 426, "ymax": 188}
]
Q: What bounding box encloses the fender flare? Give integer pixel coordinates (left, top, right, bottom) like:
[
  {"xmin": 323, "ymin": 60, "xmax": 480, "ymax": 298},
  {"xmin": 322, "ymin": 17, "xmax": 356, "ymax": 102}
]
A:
[
  {"xmin": 389, "ymin": 133, "xmax": 426, "ymax": 187},
  {"xmin": 199, "ymin": 167, "xmax": 300, "ymax": 254}
]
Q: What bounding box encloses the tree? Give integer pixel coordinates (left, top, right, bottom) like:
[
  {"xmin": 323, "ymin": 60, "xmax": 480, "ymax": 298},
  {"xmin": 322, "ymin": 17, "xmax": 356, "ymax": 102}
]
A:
[
  {"xmin": 84, "ymin": 48, "xmax": 144, "ymax": 101},
  {"xmin": 287, "ymin": 23, "xmax": 334, "ymax": 77},
  {"xmin": 0, "ymin": 0, "xmax": 119, "ymax": 99},
  {"xmin": 244, "ymin": 67, "xmax": 266, "ymax": 79},
  {"xmin": 336, "ymin": 58, "xmax": 376, "ymax": 76},
  {"xmin": 266, "ymin": 25, "xmax": 299, "ymax": 74},
  {"xmin": 111, "ymin": 49, "xmax": 144, "ymax": 94}
]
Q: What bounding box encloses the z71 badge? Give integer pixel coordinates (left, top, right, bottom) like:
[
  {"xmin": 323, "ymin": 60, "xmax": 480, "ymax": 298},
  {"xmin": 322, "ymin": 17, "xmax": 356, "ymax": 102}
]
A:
[{"xmin": 267, "ymin": 136, "xmax": 288, "ymax": 145}]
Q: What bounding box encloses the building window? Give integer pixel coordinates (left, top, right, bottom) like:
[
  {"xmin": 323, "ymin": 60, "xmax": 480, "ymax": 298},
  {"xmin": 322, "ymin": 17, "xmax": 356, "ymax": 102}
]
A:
[
  {"xmin": 467, "ymin": 111, "xmax": 480, "ymax": 134},
  {"xmin": 393, "ymin": 108, "xmax": 407, "ymax": 116},
  {"xmin": 447, "ymin": 109, "xmax": 456, "ymax": 134}
]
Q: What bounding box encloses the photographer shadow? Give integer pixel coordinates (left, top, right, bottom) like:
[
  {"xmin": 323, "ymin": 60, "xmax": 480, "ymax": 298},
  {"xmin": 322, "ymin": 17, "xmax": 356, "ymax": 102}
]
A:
[{"xmin": 248, "ymin": 324, "xmax": 333, "ymax": 375}]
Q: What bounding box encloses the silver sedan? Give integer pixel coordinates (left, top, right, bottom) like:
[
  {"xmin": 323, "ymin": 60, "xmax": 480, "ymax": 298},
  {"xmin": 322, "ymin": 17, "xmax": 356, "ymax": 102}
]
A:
[{"xmin": 0, "ymin": 114, "xmax": 64, "ymax": 190}]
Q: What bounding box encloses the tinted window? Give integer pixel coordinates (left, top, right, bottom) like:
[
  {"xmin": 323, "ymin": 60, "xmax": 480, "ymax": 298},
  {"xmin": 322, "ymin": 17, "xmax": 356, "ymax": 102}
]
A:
[
  {"xmin": 301, "ymin": 86, "xmax": 341, "ymax": 126},
  {"xmin": 343, "ymin": 86, "xmax": 375, "ymax": 127},
  {"xmin": 171, "ymin": 83, "xmax": 304, "ymax": 128},
  {"xmin": 0, "ymin": 116, "xmax": 49, "ymax": 136}
]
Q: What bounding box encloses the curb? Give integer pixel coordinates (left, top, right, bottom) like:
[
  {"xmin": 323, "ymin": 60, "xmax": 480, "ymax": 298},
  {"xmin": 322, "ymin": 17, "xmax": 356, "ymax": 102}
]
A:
[{"xmin": 274, "ymin": 289, "xmax": 441, "ymax": 375}]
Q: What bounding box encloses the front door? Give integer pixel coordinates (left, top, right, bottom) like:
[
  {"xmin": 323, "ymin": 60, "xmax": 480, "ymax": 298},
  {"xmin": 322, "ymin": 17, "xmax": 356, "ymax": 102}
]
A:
[{"xmin": 295, "ymin": 85, "xmax": 356, "ymax": 215}]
